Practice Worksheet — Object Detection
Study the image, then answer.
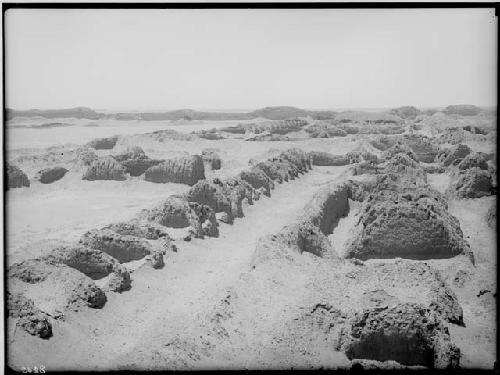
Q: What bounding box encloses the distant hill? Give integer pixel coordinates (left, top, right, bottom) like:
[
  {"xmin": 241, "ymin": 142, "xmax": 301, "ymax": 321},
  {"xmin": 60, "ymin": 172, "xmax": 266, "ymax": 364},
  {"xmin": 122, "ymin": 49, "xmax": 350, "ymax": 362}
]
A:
[
  {"xmin": 444, "ymin": 104, "xmax": 482, "ymax": 116},
  {"xmin": 7, "ymin": 105, "xmax": 337, "ymax": 121},
  {"xmin": 249, "ymin": 106, "xmax": 309, "ymax": 120},
  {"xmin": 6, "ymin": 107, "xmax": 103, "ymax": 120},
  {"xmin": 9, "ymin": 104, "xmax": 487, "ymax": 122},
  {"xmin": 249, "ymin": 106, "xmax": 337, "ymax": 120},
  {"xmin": 335, "ymin": 111, "xmax": 402, "ymax": 124},
  {"xmin": 115, "ymin": 109, "xmax": 254, "ymax": 121}
]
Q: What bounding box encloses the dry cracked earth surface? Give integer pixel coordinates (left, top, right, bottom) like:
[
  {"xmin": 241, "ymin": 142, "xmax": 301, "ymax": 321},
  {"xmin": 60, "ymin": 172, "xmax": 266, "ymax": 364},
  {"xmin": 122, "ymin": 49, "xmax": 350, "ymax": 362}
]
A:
[{"xmin": 5, "ymin": 106, "xmax": 497, "ymax": 370}]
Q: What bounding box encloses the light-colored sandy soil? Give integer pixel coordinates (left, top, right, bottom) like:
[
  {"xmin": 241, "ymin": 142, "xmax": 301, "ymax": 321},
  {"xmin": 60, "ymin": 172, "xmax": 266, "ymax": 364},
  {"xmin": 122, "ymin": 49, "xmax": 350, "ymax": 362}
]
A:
[
  {"xmin": 7, "ymin": 165, "xmax": 351, "ymax": 370},
  {"xmin": 6, "ymin": 114, "xmax": 497, "ymax": 370}
]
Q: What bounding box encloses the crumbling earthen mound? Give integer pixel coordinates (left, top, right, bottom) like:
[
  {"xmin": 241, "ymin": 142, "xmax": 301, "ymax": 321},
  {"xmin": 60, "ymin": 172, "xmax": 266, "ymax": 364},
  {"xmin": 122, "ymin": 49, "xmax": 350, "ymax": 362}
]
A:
[
  {"xmin": 446, "ymin": 167, "xmax": 495, "ymax": 198},
  {"xmin": 382, "ymin": 142, "xmax": 418, "ymax": 162},
  {"xmin": 122, "ymin": 157, "xmax": 163, "ymax": 177},
  {"xmin": 36, "ymin": 166, "xmax": 68, "ymax": 184},
  {"xmin": 80, "ymin": 229, "xmax": 153, "ymax": 263},
  {"xmin": 347, "ymin": 179, "xmax": 378, "ymax": 202},
  {"xmin": 381, "ymin": 153, "xmax": 427, "ymax": 183},
  {"xmin": 345, "ymin": 150, "xmax": 379, "ymax": 164},
  {"xmin": 251, "ymin": 183, "xmax": 349, "ymax": 266},
  {"xmin": 338, "ymin": 303, "xmax": 460, "ymax": 369},
  {"xmin": 369, "ymin": 135, "xmax": 399, "ymax": 151},
  {"xmin": 194, "ymin": 129, "xmax": 226, "ymax": 140},
  {"xmin": 187, "ymin": 180, "xmax": 234, "ymax": 223},
  {"xmin": 114, "ymin": 146, "xmax": 146, "ymax": 160},
  {"xmin": 105, "ymin": 266, "xmax": 132, "ymax": 293},
  {"xmin": 347, "ymin": 260, "xmax": 464, "ymax": 325},
  {"xmin": 249, "ymin": 118, "xmax": 309, "ymax": 134},
  {"xmin": 7, "ymin": 292, "xmax": 52, "ymax": 339},
  {"xmin": 9, "ymin": 259, "xmax": 107, "ymax": 312},
  {"xmin": 255, "ymin": 160, "xmax": 289, "ymax": 183},
  {"xmin": 113, "ymin": 147, "xmax": 163, "ymax": 176},
  {"xmin": 349, "ymin": 161, "xmax": 381, "ymax": 176},
  {"xmin": 462, "ymin": 125, "xmax": 489, "ymax": 135},
  {"xmin": 422, "ymin": 163, "xmax": 446, "ymax": 174},
  {"xmin": 272, "ymin": 220, "xmax": 335, "ymax": 258},
  {"xmin": 218, "ymin": 177, "xmax": 255, "ymax": 215},
  {"xmin": 143, "ymin": 195, "xmax": 218, "ymax": 239},
  {"xmin": 435, "ymin": 144, "xmax": 472, "ymax": 167},
  {"xmin": 306, "ymin": 123, "xmax": 347, "ymax": 138},
  {"xmin": 345, "ymin": 188, "xmax": 473, "ymax": 262},
  {"xmin": 457, "ymin": 152, "xmax": 488, "ymax": 171},
  {"xmin": 7, "ymin": 164, "xmax": 30, "ymax": 189},
  {"xmin": 404, "ymin": 134, "xmax": 440, "ymax": 163},
  {"xmin": 239, "ymin": 167, "xmax": 274, "ymax": 197},
  {"xmin": 39, "ymin": 244, "xmax": 117, "ymax": 279},
  {"xmin": 309, "ymin": 151, "xmax": 350, "ymax": 166},
  {"xmin": 145, "ymin": 250, "xmax": 165, "ymax": 269},
  {"xmin": 141, "ymin": 129, "xmax": 196, "ymax": 142},
  {"xmin": 86, "ymin": 136, "xmax": 119, "ymax": 150},
  {"xmin": 372, "ymin": 169, "xmax": 429, "ymax": 193},
  {"xmin": 201, "ymin": 149, "xmax": 222, "ymax": 170},
  {"xmin": 103, "ymin": 219, "xmax": 171, "ymax": 240},
  {"xmin": 280, "ymin": 148, "xmax": 312, "ymax": 172},
  {"xmin": 82, "ymin": 156, "xmax": 127, "ymax": 181},
  {"xmin": 74, "ymin": 147, "xmax": 98, "ymax": 166},
  {"xmin": 144, "ymin": 155, "xmax": 205, "ymax": 185},
  {"xmin": 269, "ymin": 157, "xmax": 301, "ymax": 180}
]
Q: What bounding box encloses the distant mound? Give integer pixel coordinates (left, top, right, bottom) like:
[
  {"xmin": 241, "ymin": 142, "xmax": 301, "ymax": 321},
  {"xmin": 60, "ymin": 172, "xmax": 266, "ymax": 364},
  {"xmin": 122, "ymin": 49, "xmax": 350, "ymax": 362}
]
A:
[
  {"xmin": 444, "ymin": 105, "xmax": 482, "ymax": 116},
  {"xmin": 390, "ymin": 106, "xmax": 421, "ymax": 119},
  {"xmin": 115, "ymin": 106, "xmax": 334, "ymax": 121},
  {"xmin": 115, "ymin": 109, "xmax": 253, "ymax": 121},
  {"xmin": 335, "ymin": 111, "xmax": 402, "ymax": 124},
  {"xmin": 7, "ymin": 107, "xmax": 103, "ymax": 120},
  {"xmin": 249, "ymin": 106, "xmax": 310, "ymax": 120}
]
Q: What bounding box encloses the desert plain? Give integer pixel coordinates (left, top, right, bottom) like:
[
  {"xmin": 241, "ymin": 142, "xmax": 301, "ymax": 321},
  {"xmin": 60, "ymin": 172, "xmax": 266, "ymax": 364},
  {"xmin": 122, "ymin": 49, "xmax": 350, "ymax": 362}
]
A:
[{"xmin": 4, "ymin": 104, "xmax": 497, "ymax": 370}]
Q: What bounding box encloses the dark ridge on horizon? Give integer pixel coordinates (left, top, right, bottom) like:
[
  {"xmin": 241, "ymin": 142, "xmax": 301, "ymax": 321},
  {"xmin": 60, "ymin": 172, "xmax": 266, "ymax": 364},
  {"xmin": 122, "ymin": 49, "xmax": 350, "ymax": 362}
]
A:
[{"xmin": 5, "ymin": 104, "xmax": 494, "ymax": 122}]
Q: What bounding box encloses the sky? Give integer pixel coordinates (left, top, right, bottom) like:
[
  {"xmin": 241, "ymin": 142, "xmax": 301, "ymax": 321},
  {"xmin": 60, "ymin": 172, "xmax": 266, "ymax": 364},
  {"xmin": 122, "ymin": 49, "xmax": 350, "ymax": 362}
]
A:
[{"xmin": 5, "ymin": 8, "xmax": 498, "ymax": 111}]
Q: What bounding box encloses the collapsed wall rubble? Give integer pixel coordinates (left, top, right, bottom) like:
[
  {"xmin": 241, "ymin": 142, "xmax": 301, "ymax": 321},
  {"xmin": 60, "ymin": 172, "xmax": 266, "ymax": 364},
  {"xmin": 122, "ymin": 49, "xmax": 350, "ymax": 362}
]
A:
[
  {"xmin": 446, "ymin": 167, "xmax": 495, "ymax": 199},
  {"xmin": 35, "ymin": 166, "xmax": 69, "ymax": 184},
  {"xmin": 86, "ymin": 136, "xmax": 119, "ymax": 150},
  {"xmin": 144, "ymin": 155, "xmax": 205, "ymax": 185},
  {"xmin": 82, "ymin": 156, "xmax": 127, "ymax": 181},
  {"xmin": 251, "ymin": 182, "xmax": 350, "ymax": 266},
  {"xmin": 113, "ymin": 146, "xmax": 163, "ymax": 176},
  {"xmin": 6, "ymin": 164, "xmax": 30, "ymax": 189},
  {"xmin": 80, "ymin": 229, "xmax": 154, "ymax": 263},
  {"xmin": 186, "ymin": 149, "xmax": 311, "ymax": 225},
  {"xmin": 141, "ymin": 195, "xmax": 219, "ymax": 239},
  {"xmin": 269, "ymin": 254, "xmax": 465, "ymax": 369},
  {"xmin": 6, "ymin": 147, "xmax": 343, "ymax": 340},
  {"xmin": 338, "ymin": 303, "xmax": 460, "ymax": 369},
  {"xmin": 7, "ymin": 292, "xmax": 53, "ymax": 339},
  {"xmin": 8, "ymin": 259, "xmax": 108, "ymax": 315},
  {"xmin": 201, "ymin": 149, "xmax": 222, "ymax": 170},
  {"xmin": 309, "ymin": 152, "xmax": 350, "ymax": 166},
  {"xmin": 435, "ymin": 144, "xmax": 472, "ymax": 167},
  {"xmin": 344, "ymin": 143, "xmax": 474, "ymax": 263}
]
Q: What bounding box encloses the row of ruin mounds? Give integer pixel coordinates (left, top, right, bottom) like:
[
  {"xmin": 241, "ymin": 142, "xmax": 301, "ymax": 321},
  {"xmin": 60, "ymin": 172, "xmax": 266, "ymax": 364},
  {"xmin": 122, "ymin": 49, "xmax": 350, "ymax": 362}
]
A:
[
  {"xmin": 7, "ymin": 148, "xmax": 315, "ymax": 339},
  {"xmin": 6, "ymin": 136, "xmax": 223, "ymax": 188},
  {"xmin": 245, "ymin": 137, "xmax": 488, "ymax": 369}
]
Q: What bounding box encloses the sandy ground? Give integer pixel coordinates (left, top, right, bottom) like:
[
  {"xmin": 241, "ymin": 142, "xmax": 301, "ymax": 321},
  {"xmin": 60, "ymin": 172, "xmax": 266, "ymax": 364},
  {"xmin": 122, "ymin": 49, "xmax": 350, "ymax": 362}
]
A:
[
  {"xmin": 5, "ymin": 114, "xmax": 497, "ymax": 370},
  {"xmin": 7, "ymin": 165, "xmax": 351, "ymax": 371},
  {"xmin": 6, "ymin": 118, "xmax": 247, "ymax": 150}
]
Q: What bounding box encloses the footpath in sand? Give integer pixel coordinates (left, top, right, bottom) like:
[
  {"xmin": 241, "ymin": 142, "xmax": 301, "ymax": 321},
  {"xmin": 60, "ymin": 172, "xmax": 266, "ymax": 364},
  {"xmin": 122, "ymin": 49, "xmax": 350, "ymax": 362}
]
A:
[{"xmin": 8, "ymin": 165, "xmax": 351, "ymax": 371}]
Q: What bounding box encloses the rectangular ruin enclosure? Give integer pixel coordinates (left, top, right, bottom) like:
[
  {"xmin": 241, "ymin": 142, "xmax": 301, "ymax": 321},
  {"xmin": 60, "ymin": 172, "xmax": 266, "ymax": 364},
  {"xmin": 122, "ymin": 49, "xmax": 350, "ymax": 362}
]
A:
[{"xmin": 3, "ymin": 5, "xmax": 497, "ymax": 372}]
